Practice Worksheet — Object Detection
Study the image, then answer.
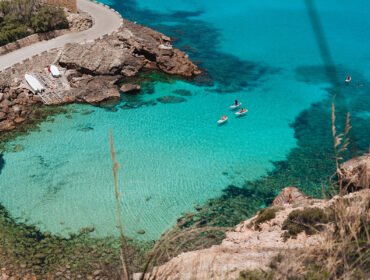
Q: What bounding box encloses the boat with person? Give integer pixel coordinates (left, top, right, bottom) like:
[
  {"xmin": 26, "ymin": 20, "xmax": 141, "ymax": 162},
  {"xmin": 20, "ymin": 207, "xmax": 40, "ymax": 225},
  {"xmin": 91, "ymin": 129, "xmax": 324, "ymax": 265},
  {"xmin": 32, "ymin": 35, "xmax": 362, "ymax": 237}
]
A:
[
  {"xmin": 217, "ymin": 115, "xmax": 228, "ymax": 124},
  {"xmin": 230, "ymin": 99, "xmax": 242, "ymax": 109},
  {"xmin": 345, "ymin": 75, "xmax": 351, "ymax": 83},
  {"xmin": 230, "ymin": 102, "xmax": 242, "ymax": 109},
  {"xmin": 235, "ymin": 108, "xmax": 248, "ymax": 116}
]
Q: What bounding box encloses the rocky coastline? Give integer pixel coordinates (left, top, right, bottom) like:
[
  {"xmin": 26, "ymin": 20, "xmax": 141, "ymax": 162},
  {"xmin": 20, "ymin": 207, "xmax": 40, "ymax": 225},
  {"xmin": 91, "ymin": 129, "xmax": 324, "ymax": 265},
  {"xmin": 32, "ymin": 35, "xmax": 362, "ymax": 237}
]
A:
[{"xmin": 0, "ymin": 18, "xmax": 200, "ymax": 134}]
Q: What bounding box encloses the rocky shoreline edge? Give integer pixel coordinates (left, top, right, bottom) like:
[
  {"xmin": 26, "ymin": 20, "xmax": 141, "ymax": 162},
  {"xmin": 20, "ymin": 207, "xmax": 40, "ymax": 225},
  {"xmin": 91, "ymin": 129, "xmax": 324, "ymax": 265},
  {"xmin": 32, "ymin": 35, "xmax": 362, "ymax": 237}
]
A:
[{"xmin": 0, "ymin": 15, "xmax": 200, "ymax": 134}]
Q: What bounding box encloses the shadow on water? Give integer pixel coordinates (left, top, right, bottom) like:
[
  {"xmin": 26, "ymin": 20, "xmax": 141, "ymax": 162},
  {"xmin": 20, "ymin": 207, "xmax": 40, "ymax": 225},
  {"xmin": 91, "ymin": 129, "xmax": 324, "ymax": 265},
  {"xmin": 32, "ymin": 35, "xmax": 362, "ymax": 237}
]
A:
[{"xmin": 0, "ymin": 153, "xmax": 4, "ymax": 175}]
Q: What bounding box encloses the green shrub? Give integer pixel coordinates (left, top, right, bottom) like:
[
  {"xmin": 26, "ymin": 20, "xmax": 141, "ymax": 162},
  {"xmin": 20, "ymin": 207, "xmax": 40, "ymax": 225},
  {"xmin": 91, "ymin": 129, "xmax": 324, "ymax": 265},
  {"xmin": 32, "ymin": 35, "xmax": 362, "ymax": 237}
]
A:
[
  {"xmin": 282, "ymin": 207, "xmax": 329, "ymax": 240},
  {"xmin": 254, "ymin": 208, "xmax": 279, "ymax": 230},
  {"xmin": 0, "ymin": 0, "xmax": 68, "ymax": 46},
  {"xmin": 31, "ymin": 5, "xmax": 68, "ymax": 33},
  {"xmin": 238, "ymin": 269, "xmax": 274, "ymax": 280}
]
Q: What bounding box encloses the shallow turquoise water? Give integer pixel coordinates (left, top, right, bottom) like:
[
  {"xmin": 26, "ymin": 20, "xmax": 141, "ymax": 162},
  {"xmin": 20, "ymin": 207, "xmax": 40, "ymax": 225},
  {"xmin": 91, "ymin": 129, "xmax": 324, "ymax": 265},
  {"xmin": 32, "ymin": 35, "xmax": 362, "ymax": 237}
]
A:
[{"xmin": 0, "ymin": 0, "xmax": 369, "ymax": 240}]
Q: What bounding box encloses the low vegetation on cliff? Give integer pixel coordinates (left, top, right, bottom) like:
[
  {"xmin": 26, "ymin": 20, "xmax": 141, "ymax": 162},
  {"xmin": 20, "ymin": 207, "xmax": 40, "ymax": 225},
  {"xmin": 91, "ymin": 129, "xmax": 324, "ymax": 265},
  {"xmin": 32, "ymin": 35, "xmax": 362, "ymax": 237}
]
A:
[{"xmin": 0, "ymin": 0, "xmax": 68, "ymax": 46}]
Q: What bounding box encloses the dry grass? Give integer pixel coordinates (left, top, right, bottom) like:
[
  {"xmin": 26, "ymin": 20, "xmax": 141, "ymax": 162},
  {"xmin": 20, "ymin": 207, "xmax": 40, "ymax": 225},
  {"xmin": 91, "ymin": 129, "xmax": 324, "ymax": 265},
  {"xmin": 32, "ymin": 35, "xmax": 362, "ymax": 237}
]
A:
[{"xmin": 323, "ymin": 192, "xmax": 370, "ymax": 278}]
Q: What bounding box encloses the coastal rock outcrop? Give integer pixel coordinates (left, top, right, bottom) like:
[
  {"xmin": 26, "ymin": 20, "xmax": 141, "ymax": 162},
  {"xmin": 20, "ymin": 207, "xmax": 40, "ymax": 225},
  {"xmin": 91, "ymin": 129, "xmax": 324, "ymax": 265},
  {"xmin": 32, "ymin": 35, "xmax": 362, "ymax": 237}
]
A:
[
  {"xmin": 134, "ymin": 155, "xmax": 370, "ymax": 280},
  {"xmin": 60, "ymin": 41, "xmax": 143, "ymax": 76},
  {"xmin": 337, "ymin": 153, "xmax": 369, "ymax": 191},
  {"xmin": 134, "ymin": 187, "xmax": 369, "ymax": 280},
  {"xmin": 0, "ymin": 85, "xmax": 39, "ymax": 132},
  {"xmin": 60, "ymin": 19, "xmax": 200, "ymax": 78},
  {"xmin": 65, "ymin": 10, "xmax": 93, "ymax": 32},
  {"xmin": 69, "ymin": 75, "xmax": 121, "ymax": 104},
  {"xmin": 272, "ymin": 186, "xmax": 311, "ymax": 207},
  {"xmin": 119, "ymin": 84, "xmax": 141, "ymax": 94}
]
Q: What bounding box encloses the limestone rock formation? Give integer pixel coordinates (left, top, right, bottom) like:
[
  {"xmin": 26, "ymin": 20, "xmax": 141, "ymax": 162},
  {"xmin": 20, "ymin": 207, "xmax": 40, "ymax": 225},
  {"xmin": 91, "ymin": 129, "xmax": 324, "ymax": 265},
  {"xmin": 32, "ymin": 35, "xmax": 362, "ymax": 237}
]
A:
[
  {"xmin": 134, "ymin": 188, "xmax": 369, "ymax": 280},
  {"xmin": 119, "ymin": 83, "xmax": 141, "ymax": 94},
  {"xmin": 60, "ymin": 19, "xmax": 200, "ymax": 77},
  {"xmin": 69, "ymin": 75, "xmax": 121, "ymax": 104},
  {"xmin": 337, "ymin": 153, "xmax": 370, "ymax": 191},
  {"xmin": 65, "ymin": 10, "xmax": 93, "ymax": 32},
  {"xmin": 272, "ymin": 186, "xmax": 311, "ymax": 207},
  {"xmin": 60, "ymin": 42, "xmax": 143, "ymax": 76}
]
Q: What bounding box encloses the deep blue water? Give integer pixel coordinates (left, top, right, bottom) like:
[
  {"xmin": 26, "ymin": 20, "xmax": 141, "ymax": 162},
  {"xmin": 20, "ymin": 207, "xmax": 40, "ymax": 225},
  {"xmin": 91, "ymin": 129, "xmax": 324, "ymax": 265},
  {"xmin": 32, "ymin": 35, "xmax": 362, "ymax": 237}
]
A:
[{"xmin": 0, "ymin": 0, "xmax": 369, "ymax": 240}]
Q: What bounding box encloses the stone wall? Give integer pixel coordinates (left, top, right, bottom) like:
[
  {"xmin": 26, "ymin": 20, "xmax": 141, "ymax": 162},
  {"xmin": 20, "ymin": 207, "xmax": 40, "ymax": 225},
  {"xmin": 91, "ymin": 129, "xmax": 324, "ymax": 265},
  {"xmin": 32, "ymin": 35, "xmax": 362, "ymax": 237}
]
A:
[
  {"xmin": 0, "ymin": 30, "xmax": 69, "ymax": 56},
  {"xmin": 47, "ymin": 0, "xmax": 77, "ymax": 13}
]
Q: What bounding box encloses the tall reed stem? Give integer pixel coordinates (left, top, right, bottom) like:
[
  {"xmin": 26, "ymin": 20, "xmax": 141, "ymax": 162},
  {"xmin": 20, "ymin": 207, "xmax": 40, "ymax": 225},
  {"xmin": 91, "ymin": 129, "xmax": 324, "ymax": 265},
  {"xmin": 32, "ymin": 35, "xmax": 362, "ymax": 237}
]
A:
[{"xmin": 110, "ymin": 129, "xmax": 129, "ymax": 280}]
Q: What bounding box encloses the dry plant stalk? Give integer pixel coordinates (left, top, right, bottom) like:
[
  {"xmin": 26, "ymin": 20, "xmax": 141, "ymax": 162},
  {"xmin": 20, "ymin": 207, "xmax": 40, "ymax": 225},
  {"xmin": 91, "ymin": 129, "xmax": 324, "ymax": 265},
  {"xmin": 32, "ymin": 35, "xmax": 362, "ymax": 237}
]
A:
[
  {"xmin": 110, "ymin": 128, "xmax": 129, "ymax": 280},
  {"xmin": 331, "ymin": 102, "xmax": 352, "ymax": 193}
]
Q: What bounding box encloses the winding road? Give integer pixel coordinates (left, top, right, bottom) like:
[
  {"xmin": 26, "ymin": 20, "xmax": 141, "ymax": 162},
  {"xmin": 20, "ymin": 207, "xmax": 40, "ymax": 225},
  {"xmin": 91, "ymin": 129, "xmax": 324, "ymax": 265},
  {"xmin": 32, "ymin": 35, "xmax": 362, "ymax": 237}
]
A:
[{"xmin": 0, "ymin": 0, "xmax": 122, "ymax": 71}]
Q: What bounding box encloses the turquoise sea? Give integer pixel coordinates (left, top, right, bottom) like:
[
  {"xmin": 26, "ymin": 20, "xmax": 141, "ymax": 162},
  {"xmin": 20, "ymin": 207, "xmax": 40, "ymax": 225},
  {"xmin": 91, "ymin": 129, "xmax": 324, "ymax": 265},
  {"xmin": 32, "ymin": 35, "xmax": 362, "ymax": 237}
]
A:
[{"xmin": 0, "ymin": 0, "xmax": 369, "ymax": 240}]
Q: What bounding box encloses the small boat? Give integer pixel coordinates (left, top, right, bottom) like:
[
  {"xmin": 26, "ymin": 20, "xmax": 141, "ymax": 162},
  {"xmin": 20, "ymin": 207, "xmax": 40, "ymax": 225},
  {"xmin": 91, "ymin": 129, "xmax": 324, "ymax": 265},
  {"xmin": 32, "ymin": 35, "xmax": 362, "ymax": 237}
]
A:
[
  {"xmin": 235, "ymin": 109, "xmax": 248, "ymax": 116},
  {"xmin": 218, "ymin": 116, "xmax": 228, "ymax": 124},
  {"xmin": 345, "ymin": 76, "xmax": 351, "ymax": 83},
  {"xmin": 50, "ymin": 65, "xmax": 61, "ymax": 78},
  {"xmin": 230, "ymin": 102, "xmax": 242, "ymax": 109},
  {"xmin": 25, "ymin": 74, "xmax": 44, "ymax": 92}
]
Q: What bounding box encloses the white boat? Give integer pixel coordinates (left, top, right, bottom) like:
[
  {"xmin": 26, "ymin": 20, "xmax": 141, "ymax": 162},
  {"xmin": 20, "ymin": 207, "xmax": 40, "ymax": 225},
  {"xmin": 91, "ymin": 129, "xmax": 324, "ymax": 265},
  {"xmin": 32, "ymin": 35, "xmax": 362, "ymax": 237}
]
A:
[
  {"xmin": 50, "ymin": 65, "xmax": 61, "ymax": 78},
  {"xmin": 235, "ymin": 109, "xmax": 248, "ymax": 116},
  {"xmin": 25, "ymin": 74, "xmax": 44, "ymax": 92},
  {"xmin": 230, "ymin": 102, "xmax": 242, "ymax": 109},
  {"xmin": 217, "ymin": 116, "xmax": 228, "ymax": 124}
]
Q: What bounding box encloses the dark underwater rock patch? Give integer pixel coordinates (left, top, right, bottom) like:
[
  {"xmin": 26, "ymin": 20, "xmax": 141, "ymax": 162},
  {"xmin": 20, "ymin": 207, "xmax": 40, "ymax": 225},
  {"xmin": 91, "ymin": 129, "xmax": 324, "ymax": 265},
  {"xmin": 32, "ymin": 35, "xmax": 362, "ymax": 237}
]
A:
[
  {"xmin": 81, "ymin": 110, "xmax": 95, "ymax": 115},
  {"xmin": 0, "ymin": 153, "xmax": 4, "ymax": 175},
  {"xmin": 157, "ymin": 96, "xmax": 187, "ymax": 104},
  {"xmin": 172, "ymin": 89, "xmax": 192, "ymax": 96},
  {"xmin": 77, "ymin": 127, "xmax": 94, "ymax": 132},
  {"xmin": 103, "ymin": 106, "xmax": 118, "ymax": 113},
  {"xmin": 11, "ymin": 144, "xmax": 24, "ymax": 152},
  {"xmin": 120, "ymin": 99, "xmax": 157, "ymax": 109}
]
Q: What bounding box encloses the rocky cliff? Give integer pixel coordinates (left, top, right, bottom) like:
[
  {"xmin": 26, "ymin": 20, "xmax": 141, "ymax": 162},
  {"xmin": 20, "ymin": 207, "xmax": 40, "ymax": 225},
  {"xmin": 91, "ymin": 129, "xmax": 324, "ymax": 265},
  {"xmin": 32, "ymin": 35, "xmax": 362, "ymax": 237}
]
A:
[
  {"xmin": 60, "ymin": 19, "xmax": 199, "ymax": 78},
  {"xmin": 135, "ymin": 154, "xmax": 370, "ymax": 280}
]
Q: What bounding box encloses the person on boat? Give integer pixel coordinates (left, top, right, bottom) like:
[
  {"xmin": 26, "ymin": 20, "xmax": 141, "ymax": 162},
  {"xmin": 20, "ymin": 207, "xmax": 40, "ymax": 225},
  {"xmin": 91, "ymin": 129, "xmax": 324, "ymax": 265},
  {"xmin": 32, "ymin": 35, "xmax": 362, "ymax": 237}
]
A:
[
  {"xmin": 235, "ymin": 99, "xmax": 238, "ymax": 106},
  {"xmin": 238, "ymin": 108, "xmax": 243, "ymax": 113},
  {"xmin": 222, "ymin": 115, "xmax": 227, "ymax": 120},
  {"xmin": 345, "ymin": 75, "xmax": 351, "ymax": 83}
]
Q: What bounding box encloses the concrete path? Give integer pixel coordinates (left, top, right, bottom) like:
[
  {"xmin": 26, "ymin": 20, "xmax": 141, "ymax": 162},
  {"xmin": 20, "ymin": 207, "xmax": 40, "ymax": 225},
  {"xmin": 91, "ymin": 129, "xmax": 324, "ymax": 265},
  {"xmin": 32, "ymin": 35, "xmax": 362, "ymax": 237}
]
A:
[{"xmin": 0, "ymin": 0, "xmax": 122, "ymax": 71}]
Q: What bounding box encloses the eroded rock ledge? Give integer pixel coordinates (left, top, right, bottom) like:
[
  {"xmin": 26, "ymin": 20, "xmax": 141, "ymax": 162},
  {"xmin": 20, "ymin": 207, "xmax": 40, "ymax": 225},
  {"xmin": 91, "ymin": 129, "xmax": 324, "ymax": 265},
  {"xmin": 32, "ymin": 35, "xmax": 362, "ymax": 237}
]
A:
[
  {"xmin": 135, "ymin": 154, "xmax": 369, "ymax": 280},
  {"xmin": 0, "ymin": 19, "xmax": 200, "ymax": 133}
]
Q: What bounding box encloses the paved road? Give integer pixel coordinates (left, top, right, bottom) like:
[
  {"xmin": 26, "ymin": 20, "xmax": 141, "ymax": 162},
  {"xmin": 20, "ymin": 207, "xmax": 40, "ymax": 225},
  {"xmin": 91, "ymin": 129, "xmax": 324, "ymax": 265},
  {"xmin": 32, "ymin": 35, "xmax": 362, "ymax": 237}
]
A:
[{"xmin": 0, "ymin": 0, "xmax": 122, "ymax": 71}]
